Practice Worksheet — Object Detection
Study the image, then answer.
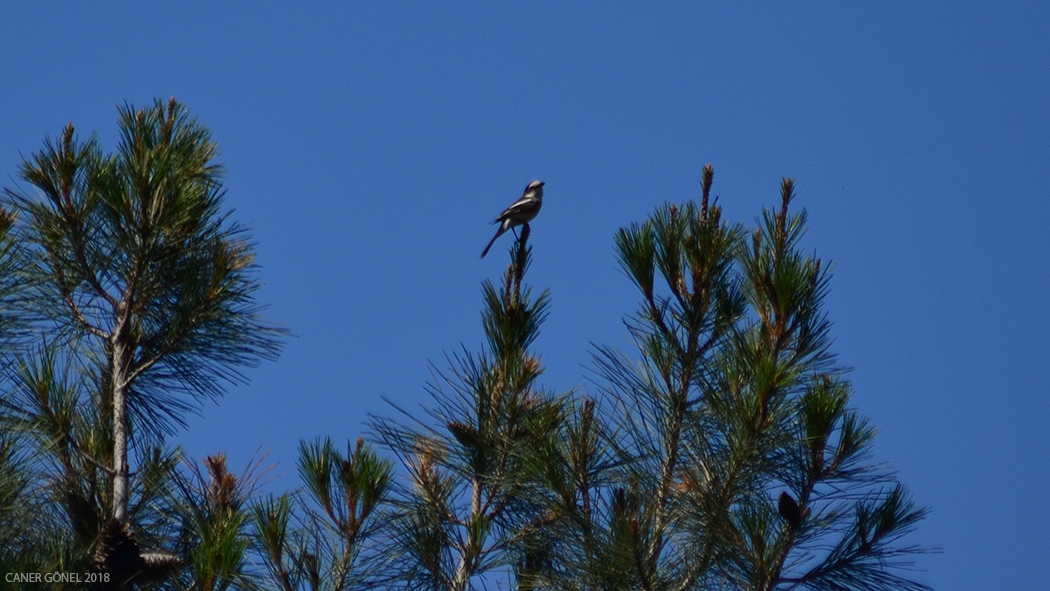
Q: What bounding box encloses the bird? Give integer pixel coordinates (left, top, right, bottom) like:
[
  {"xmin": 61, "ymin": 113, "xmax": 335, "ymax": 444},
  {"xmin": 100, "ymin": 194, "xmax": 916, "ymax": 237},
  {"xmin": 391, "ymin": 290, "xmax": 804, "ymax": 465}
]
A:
[{"xmin": 481, "ymin": 180, "xmax": 545, "ymax": 258}]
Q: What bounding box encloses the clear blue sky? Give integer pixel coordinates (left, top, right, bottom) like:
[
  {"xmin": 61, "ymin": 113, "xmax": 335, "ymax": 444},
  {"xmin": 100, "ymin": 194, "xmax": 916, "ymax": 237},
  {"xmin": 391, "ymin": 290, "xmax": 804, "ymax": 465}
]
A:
[{"xmin": 2, "ymin": 3, "xmax": 1048, "ymax": 588}]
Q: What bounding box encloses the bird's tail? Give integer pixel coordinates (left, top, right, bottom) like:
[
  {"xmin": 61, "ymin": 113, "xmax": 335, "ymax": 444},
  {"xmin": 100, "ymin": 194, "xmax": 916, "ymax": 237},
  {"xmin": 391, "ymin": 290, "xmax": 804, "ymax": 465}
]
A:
[{"xmin": 480, "ymin": 226, "xmax": 505, "ymax": 258}]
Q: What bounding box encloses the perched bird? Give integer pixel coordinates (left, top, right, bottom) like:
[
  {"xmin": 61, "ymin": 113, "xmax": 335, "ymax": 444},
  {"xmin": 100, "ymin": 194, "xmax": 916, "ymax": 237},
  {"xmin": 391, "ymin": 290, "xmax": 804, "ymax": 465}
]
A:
[{"xmin": 481, "ymin": 180, "xmax": 545, "ymax": 258}]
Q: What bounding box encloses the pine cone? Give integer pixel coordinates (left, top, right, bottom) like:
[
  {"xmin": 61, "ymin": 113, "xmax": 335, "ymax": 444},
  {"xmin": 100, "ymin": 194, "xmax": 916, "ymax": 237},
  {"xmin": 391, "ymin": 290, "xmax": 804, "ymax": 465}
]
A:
[
  {"xmin": 91, "ymin": 519, "xmax": 146, "ymax": 587},
  {"xmin": 137, "ymin": 552, "xmax": 183, "ymax": 584},
  {"xmin": 447, "ymin": 420, "xmax": 480, "ymax": 449},
  {"xmin": 778, "ymin": 491, "xmax": 803, "ymax": 530}
]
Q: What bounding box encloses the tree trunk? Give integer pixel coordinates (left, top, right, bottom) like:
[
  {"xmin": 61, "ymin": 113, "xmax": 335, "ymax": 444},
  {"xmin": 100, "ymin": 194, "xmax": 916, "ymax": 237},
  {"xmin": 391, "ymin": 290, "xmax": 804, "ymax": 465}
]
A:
[{"xmin": 110, "ymin": 317, "xmax": 132, "ymax": 522}]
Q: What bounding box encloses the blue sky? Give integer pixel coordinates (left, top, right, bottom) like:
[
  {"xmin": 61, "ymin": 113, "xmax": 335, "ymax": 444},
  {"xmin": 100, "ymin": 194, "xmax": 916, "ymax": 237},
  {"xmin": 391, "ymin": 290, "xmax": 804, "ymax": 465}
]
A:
[{"xmin": 2, "ymin": 3, "xmax": 1048, "ymax": 588}]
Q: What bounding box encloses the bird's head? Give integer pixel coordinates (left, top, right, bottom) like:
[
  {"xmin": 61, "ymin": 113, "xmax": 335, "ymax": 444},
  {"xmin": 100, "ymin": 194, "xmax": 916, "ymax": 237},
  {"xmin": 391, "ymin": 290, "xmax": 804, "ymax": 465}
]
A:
[{"xmin": 527, "ymin": 180, "xmax": 545, "ymax": 196}]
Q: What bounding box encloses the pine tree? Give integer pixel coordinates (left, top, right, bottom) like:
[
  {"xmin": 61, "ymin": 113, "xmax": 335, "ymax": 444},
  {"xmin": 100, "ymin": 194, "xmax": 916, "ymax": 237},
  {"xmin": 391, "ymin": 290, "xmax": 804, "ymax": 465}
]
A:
[
  {"xmin": 1, "ymin": 101, "xmax": 928, "ymax": 591},
  {"xmin": 262, "ymin": 168, "xmax": 930, "ymax": 591},
  {"xmin": 528, "ymin": 166, "xmax": 930, "ymax": 591},
  {"xmin": 372, "ymin": 224, "xmax": 563, "ymax": 591},
  {"xmin": 2, "ymin": 98, "xmax": 286, "ymax": 585},
  {"xmin": 245, "ymin": 437, "xmax": 394, "ymax": 591}
]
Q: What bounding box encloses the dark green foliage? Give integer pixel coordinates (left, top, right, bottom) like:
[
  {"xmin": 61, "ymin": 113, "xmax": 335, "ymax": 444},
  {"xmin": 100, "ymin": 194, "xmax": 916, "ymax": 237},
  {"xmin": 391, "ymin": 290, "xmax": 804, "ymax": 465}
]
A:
[
  {"xmin": 500, "ymin": 167, "xmax": 929, "ymax": 591},
  {"xmin": 0, "ymin": 105, "xmax": 926, "ymax": 591},
  {"xmin": 370, "ymin": 227, "xmax": 565, "ymax": 591},
  {"xmin": 6, "ymin": 98, "xmax": 286, "ymax": 438},
  {"xmin": 243, "ymin": 167, "xmax": 928, "ymax": 591},
  {"xmin": 0, "ymin": 99, "xmax": 285, "ymax": 588}
]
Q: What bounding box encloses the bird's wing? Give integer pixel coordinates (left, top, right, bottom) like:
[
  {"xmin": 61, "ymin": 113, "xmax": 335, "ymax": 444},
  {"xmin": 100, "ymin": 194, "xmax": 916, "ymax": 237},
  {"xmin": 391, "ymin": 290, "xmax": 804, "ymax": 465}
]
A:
[{"xmin": 495, "ymin": 195, "xmax": 537, "ymax": 222}]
